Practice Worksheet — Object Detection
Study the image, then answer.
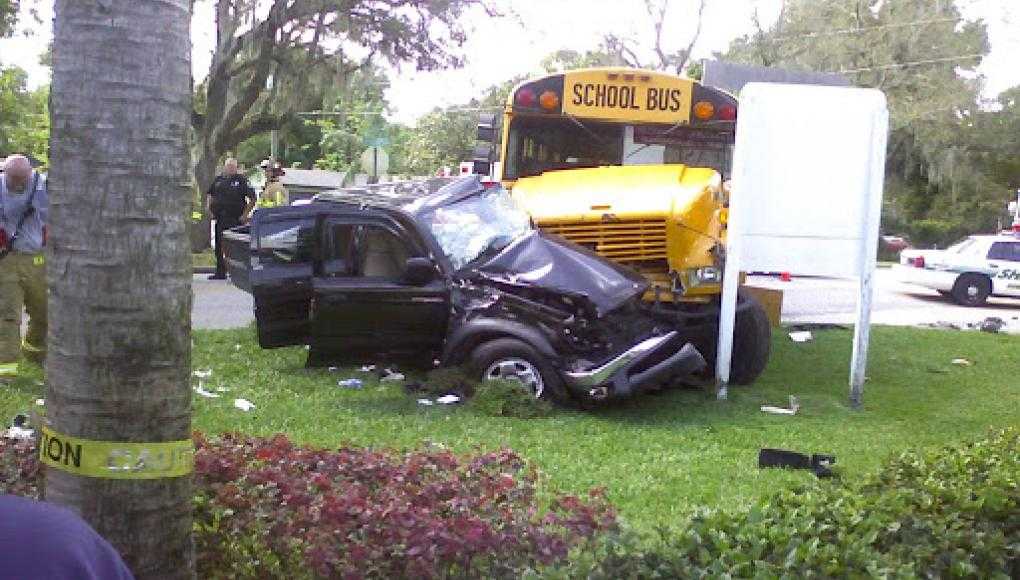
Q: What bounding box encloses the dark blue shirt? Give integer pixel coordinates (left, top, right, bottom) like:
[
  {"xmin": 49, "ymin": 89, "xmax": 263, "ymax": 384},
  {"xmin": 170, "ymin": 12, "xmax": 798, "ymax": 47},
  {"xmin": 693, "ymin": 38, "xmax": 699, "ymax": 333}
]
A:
[{"xmin": 0, "ymin": 495, "xmax": 135, "ymax": 580}]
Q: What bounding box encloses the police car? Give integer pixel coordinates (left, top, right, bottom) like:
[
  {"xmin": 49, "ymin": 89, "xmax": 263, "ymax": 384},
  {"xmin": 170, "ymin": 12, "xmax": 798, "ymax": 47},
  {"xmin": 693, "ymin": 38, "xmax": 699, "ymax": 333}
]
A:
[{"xmin": 894, "ymin": 232, "xmax": 1020, "ymax": 306}]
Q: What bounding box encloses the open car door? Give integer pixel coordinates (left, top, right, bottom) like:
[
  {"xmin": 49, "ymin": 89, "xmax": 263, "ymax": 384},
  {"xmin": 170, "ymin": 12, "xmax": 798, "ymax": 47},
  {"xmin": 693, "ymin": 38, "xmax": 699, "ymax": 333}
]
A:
[{"xmin": 250, "ymin": 206, "xmax": 318, "ymax": 348}]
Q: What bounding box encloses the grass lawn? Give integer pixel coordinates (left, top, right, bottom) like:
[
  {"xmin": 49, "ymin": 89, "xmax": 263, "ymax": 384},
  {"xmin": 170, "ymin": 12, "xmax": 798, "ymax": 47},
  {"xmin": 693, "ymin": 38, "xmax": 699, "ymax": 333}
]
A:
[{"xmin": 3, "ymin": 326, "xmax": 1018, "ymax": 530}]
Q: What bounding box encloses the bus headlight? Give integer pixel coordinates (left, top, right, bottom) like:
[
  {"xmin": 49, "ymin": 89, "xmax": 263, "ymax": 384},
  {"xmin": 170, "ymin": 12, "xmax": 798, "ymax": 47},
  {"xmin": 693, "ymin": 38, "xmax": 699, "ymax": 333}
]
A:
[{"xmin": 677, "ymin": 267, "xmax": 721, "ymax": 291}]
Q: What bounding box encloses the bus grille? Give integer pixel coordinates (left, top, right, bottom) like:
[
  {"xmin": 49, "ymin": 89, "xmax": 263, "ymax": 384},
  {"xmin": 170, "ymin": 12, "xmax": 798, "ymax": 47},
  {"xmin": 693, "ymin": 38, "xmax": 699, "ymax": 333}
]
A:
[{"xmin": 541, "ymin": 219, "xmax": 668, "ymax": 264}]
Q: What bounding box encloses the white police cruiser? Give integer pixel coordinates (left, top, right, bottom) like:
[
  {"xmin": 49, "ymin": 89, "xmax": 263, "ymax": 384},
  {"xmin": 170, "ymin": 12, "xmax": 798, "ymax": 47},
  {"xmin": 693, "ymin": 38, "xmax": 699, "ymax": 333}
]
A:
[{"xmin": 894, "ymin": 232, "xmax": 1020, "ymax": 306}]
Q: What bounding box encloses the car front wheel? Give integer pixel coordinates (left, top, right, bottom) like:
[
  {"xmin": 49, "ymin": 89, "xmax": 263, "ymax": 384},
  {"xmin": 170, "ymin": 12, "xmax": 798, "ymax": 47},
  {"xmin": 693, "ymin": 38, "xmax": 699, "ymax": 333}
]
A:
[
  {"xmin": 468, "ymin": 338, "xmax": 568, "ymax": 403},
  {"xmin": 951, "ymin": 274, "xmax": 990, "ymax": 307}
]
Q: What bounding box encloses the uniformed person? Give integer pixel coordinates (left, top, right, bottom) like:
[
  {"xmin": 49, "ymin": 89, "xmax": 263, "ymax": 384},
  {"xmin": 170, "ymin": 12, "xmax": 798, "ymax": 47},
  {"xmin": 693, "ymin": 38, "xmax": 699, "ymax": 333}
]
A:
[
  {"xmin": 0, "ymin": 154, "xmax": 48, "ymax": 382},
  {"xmin": 206, "ymin": 158, "xmax": 256, "ymax": 280},
  {"xmin": 256, "ymin": 160, "xmax": 289, "ymax": 209}
]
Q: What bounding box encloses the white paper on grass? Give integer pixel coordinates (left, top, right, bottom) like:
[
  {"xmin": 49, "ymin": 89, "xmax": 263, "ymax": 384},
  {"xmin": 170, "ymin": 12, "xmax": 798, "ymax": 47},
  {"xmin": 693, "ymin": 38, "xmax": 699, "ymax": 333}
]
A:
[{"xmin": 730, "ymin": 83, "xmax": 888, "ymax": 278}]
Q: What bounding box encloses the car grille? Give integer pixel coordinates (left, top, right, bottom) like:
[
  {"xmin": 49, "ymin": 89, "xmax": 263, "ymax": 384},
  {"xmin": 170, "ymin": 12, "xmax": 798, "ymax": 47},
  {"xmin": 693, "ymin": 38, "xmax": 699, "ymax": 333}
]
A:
[{"xmin": 540, "ymin": 219, "xmax": 668, "ymax": 264}]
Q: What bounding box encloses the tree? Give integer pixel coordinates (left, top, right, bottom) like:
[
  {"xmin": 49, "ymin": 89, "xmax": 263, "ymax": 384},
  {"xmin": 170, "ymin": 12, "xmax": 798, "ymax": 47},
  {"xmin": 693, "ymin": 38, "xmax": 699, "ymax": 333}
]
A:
[
  {"xmin": 0, "ymin": 66, "xmax": 49, "ymax": 162},
  {"xmin": 47, "ymin": 0, "xmax": 194, "ymax": 577},
  {"xmin": 600, "ymin": 0, "xmax": 708, "ymax": 74},
  {"xmin": 0, "ymin": 0, "xmax": 16, "ymax": 36},
  {"xmin": 191, "ymin": 0, "xmax": 494, "ymax": 195},
  {"xmin": 721, "ymin": 0, "xmax": 994, "ymax": 241}
]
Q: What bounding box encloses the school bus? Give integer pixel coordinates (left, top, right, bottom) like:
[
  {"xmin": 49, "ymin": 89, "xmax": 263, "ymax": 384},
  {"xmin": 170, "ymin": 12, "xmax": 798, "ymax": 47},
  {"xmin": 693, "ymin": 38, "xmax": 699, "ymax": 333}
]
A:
[{"xmin": 478, "ymin": 67, "xmax": 772, "ymax": 384}]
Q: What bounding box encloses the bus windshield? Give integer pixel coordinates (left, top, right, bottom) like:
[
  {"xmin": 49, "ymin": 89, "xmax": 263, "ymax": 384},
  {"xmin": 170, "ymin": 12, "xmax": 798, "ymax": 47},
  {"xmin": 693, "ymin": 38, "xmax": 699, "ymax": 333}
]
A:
[{"xmin": 505, "ymin": 116, "xmax": 733, "ymax": 180}]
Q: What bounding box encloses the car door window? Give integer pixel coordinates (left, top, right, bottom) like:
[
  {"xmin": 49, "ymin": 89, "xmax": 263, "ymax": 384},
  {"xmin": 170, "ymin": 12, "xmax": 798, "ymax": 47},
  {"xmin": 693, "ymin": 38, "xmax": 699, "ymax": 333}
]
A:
[
  {"xmin": 986, "ymin": 242, "xmax": 1020, "ymax": 262},
  {"xmin": 257, "ymin": 216, "xmax": 315, "ymax": 266},
  {"xmin": 357, "ymin": 225, "xmax": 412, "ymax": 281},
  {"xmin": 321, "ymin": 220, "xmax": 355, "ymax": 277}
]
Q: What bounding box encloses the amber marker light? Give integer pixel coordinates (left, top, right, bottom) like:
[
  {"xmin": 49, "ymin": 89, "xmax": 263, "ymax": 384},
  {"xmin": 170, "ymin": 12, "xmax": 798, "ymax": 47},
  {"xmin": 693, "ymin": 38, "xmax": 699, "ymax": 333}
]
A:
[
  {"xmin": 539, "ymin": 90, "xmax": 560, "ymax": 111},
  {"xmin": 693, "ymin": 100, "xmax": 715, "ymax": 120}
]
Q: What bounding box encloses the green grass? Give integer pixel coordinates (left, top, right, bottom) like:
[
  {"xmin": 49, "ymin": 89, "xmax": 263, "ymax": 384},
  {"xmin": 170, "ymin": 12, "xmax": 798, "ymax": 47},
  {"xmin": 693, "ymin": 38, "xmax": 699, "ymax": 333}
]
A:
[{"xmin": 3, "ymin": 326, "xmax": 1018, "ymax": 530}]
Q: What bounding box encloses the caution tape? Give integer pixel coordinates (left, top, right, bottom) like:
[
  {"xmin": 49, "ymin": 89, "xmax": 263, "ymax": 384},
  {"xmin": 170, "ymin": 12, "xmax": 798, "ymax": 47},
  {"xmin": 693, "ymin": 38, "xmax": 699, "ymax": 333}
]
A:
[
  {"xmin": 32, "ymin": 255, "xmax": 44, "ymax": 266},
  {"xmin": 39, "ymin": 426, "xmax": 194, "ymax": 480}
]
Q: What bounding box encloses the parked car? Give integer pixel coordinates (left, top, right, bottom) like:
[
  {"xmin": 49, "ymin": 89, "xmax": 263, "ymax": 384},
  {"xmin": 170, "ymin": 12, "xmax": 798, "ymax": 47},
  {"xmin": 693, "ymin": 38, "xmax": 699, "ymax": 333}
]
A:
[
  {"xmin": 894, "ymin": 233, "xmax": 1020, "ymax": 306},
  {"xmin": 222, "ymin": 177, "xmax": 727, "ymax": 403}
]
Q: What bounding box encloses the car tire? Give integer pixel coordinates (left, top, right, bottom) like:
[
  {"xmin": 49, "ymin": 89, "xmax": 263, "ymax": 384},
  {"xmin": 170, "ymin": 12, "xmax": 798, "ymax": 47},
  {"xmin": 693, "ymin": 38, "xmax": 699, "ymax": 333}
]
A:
[
  {"xmin": 951, "ymin": 274, "xmax": 990, "ymax": 307},
  {"xmin": 692, "ymin": 292, "xmax": 772, "ymax": 386},
  {"xmin": 469, "ymin": 338, "xmax": 568, "ymax": 403}
]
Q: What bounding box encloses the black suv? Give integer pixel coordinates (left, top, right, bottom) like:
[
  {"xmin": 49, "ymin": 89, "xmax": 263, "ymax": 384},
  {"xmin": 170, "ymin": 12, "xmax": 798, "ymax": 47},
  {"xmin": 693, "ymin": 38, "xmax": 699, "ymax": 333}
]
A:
[{"xmin": 223, "ymin": 177, "xmax": 710, "ymax": 403}]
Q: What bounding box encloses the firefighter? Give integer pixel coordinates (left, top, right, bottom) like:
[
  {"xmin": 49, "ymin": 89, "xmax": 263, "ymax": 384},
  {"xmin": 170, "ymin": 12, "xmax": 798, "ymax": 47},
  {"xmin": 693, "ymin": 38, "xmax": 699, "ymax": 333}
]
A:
[
  {"xmin": 257, "ymin": 159, "xmax": 289, "ymax": 209},
  {"xmin": 206, "ymin": 158, "xmax": 256, "ymax": 280},
  {"xmin": 0, "ymin": 154, "xmax": 48, "ymax": 382}
]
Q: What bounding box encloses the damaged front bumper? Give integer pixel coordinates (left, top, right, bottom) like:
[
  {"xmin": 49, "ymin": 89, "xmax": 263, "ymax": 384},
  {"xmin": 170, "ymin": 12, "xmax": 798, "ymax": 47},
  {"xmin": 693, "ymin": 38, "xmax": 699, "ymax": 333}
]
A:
[{"xmin": 564, "ymin": 331, "xmax": 706, "ymax": 399}]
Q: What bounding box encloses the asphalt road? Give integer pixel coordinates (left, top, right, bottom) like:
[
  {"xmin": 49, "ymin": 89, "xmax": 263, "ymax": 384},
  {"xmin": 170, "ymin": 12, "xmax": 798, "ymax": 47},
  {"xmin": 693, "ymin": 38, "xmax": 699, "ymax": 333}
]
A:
[{"xmin": 188, "ymin": 270, "xmax": 1020, "ymax": 333}]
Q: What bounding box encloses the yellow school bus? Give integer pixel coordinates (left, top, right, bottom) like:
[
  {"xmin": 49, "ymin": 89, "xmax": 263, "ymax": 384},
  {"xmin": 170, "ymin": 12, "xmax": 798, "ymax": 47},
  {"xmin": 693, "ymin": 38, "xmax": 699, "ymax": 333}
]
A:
[{"xmin": 480, "ymin": 67, "xmax": 771, "ymax": 384}]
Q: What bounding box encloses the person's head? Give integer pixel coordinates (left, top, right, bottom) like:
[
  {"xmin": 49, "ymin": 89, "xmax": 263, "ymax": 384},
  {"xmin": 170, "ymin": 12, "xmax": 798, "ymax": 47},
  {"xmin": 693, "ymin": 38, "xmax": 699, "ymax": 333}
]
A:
[
  {"xmin": 223, "ymin": 158, "xmax": 239, "ymax": 176},
  {"xmin": 2, "ymin": 155, "xmax": 33, "ymax": 192}
]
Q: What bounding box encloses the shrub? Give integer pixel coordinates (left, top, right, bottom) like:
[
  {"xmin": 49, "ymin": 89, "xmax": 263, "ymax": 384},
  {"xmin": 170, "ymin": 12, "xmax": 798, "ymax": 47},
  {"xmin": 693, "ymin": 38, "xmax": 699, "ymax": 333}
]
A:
[
  {"xmin": 0, "ymin": 434, "xmax": 616, "ymax": 579},
  {"xmin": 550, "ymin": 428, "xmax": 1020, "ymax": 579},
  {"xmin": 195, "ymin": 433, "xmax": 616, "ymax": 578}
]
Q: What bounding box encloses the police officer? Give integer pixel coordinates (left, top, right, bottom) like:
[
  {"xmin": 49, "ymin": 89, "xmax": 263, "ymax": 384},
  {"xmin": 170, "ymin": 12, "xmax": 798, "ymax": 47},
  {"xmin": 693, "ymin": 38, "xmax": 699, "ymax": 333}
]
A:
[
  {"xmin": 206, "ymin": 158, "xmax": 256, "ymax": 280},
  {"xmin": 0, "ymin": 154, "xmax": 48, "ymax": 383}
]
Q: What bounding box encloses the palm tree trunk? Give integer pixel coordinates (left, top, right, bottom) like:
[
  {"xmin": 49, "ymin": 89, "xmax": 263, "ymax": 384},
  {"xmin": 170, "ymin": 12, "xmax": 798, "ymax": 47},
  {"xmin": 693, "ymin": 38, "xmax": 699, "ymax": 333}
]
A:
[{"xmin": 47, "ymin": 1, "xmax": 194, "ymax": 578}]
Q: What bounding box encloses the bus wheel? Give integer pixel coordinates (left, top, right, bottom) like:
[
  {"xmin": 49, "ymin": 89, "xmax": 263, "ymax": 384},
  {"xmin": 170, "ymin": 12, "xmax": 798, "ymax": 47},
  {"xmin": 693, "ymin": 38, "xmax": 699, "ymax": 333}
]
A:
[{"xmin": 692, "ymin": 293, "xmax": 772, "ymax": 386}]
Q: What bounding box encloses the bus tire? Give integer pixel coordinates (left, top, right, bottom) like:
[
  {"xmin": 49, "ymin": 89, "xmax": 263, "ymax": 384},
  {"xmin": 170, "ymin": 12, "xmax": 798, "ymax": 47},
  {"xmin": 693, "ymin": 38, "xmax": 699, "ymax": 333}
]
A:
[{"xmin": 692, "ymin": 292, "xmax": 772, "ymax": 386}]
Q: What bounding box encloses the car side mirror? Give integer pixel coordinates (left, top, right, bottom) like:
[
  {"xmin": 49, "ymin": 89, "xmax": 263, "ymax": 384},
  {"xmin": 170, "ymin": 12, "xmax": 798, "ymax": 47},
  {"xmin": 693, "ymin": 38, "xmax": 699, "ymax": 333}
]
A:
[{"xmin": 402, "ymin": 257, "xmax": 437, "ymax": 286}]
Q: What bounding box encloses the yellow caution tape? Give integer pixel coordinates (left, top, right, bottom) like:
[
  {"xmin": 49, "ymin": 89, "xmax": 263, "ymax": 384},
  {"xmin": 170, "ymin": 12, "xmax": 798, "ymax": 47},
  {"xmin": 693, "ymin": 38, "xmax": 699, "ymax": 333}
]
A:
[
  {"xmin": 191, "ymin": 211, "xmax": 203, "ymax": 221},
  {"xmin": 39, "ymin": 426, "xmax": 194, "ymax": 480},
  {"xmin": 33, "ymin": 255, "xmax": 45, "ymax": 266}
]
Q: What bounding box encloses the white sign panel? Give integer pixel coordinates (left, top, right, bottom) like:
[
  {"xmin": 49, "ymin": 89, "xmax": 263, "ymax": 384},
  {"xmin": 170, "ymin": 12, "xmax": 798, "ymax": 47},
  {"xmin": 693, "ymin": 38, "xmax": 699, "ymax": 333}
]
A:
[
  {"xmin": 731, "ymin": 83, "xmax": 888, "ymax": 278},
  {"xmin": 717, "ymin": 83, "xmax": 889, "ymax": 407}
]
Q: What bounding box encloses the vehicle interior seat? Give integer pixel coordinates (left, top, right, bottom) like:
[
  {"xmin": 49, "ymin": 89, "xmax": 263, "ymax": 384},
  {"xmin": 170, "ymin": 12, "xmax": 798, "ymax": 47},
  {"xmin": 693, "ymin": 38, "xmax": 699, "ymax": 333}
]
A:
[{"xmin": 360, "ymin": 227, "xmax": 409, "ymax": 279}]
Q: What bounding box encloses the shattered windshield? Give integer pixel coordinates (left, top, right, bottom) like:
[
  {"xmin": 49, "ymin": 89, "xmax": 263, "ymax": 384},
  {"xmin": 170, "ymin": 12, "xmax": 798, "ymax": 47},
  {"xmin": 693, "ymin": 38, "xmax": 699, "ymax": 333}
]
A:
[{"xmin": 423, "ymin": 189, "xmax": 532, "ymax": 270}]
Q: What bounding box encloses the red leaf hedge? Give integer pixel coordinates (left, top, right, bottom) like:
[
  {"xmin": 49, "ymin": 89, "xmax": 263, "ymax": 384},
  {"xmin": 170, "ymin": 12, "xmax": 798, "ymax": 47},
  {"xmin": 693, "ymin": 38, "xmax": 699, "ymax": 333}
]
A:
[{"xmin": 1, "ymin": 433, "xmax": 617, "ymax": 579}]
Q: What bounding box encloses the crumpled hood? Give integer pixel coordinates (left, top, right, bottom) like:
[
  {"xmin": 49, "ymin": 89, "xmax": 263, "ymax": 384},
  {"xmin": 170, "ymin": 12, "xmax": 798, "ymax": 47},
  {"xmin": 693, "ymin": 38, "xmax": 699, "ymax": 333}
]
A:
[
  {"xmin": 472, "ymin": 230, "xmax": 649, "ymax": 316},
  {"xmin": 510, "ymin": 164, "xmax": 720, "ymax": 224}
]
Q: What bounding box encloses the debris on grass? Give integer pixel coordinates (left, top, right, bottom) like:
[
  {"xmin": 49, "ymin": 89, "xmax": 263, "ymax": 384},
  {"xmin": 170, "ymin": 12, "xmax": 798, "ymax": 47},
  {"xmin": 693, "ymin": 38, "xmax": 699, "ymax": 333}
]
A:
[
  {"xmin": 194, "ymin": 386, "xmax": 220, "ymax": 398},
  {"xmin": 34, "ymin": 399, "xmax": 44, "ymax": 407},
  {"xmin": 436, "ymin": 394, "xmax": 462, "ymax": 405},
  {"xmin": 417, "ymin": 398, "xmax": 434, "ymax": 406},
  {"xmin": 337, "ymin": 378, "xmax": 364, "ymax": 389},
  {"xmin": 788, "ymin": 331, "xmax": 813, "ymax": 343},
  {"xmin": 761, "ymin": 395, "xmax": 800, "ymax": 416},
  {"xmin": 233, "ymin": 398, "xmax": 256, "ymax": 412},
  {"xmin": 979, "ymin": 317, "xmax": 1005, "ymax": 333},
  {"xmin": 193, "ymin": 369, "xmax": 212, "ymax": 379},
  {"xmin": 4, "ymin": 414, "xmax": 33, "ymax": 440},
  {"xmin": 951, "ymin": 358, "xmax": 973, "ymax": 367},
  {"xmin": 380, "ymin": 371, "xmax": 405, "ymax": 382},
  {"xmin": 758, "ymin": 448, "xmax": 836, "ymax": 478},
  {"xmin": 359, "ymin": 365, "xmax": 377, "ymax": 373}
]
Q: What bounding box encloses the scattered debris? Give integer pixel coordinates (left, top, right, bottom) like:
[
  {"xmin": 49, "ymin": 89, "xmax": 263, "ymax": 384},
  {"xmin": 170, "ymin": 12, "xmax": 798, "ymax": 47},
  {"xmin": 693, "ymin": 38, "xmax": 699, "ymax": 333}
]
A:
[
  {"xmin": 235, "ymin": 344, "xmax": 242, "ymax": 351},
  {"xmin": 951, "ymin": 358, "xmax": 973, "ymax": 367},
  {"xmin": 417, "ymin": 398, "xmax": 434, "ymax": 406},
  {"xmin": 337, "ymin": 378, "xmax": 364, "ymax": 389},
  {"xmin": 359, "ymin": 365, "xmax": 377, "ymax": 373},
  {"xmin": 759, "ymin": 448, "xmax": 836, "ymax": 478},
  {"xmin": 788, "ymin": 331, "xmax": 813, "ymax": 343},
  {"xmin": 4, "ymin": 414, "xmax": 33, "ymax": 440},
  {"xmin": 786, "ymin": 323, "xmax": 849, "ymax": 331},
  {"xmin": 436, "ymin": 394, "xmax": 462, "ymax": 405},
  {"xmin": 380, "ymin": 370, "xmax": 405, "ymax": 382},
  {"xmin": 979, "ymin": 317, "xmax": 1005, "ymax": 333},
  {"xmin": 233, "ymin": 398, "xmax": 256, "ymax": 412},
  {"xmin": 34, "ymin": 399, "xmax": 44, "ymax": 407},
  {"xmin": 328, "ymin": 366, "xmax": 340, "ymax": 373},
  {"xmin": 761, "ymin": 396, "xmax": 800, "ymax": 416},
  {"xmin": 215, "ymin": 386, "xmax": 230, "ymax": 392},
  {"xmin": 924, "ymin": 321, "xmax": 962, "ymax": 331},
  {"xmin": 194, "ymin": 386, "xmax": 220, "ymax": 398},
  {"xmin": 192, "ymin": 369, "xmax": 212, "ymax": 379}
]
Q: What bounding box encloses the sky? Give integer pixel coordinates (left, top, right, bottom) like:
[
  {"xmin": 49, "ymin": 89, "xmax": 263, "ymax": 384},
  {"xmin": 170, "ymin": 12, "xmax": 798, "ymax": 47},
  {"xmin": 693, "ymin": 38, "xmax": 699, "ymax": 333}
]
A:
[{"xmin": 1, "ymin": 0, "xmax": 1017, "ymax": 125}]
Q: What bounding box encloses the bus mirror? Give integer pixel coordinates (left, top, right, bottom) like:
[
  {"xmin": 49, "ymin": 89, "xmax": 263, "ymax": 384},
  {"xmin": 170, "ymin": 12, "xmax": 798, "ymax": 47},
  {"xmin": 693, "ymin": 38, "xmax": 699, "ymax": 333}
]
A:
[
  {"xmin": 477, "ymin": 113, "xmax": 497, "ymax": 143},
  {"xmin": 473, "ymin": 143, "xmax": 493, "ymax": 162}
]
